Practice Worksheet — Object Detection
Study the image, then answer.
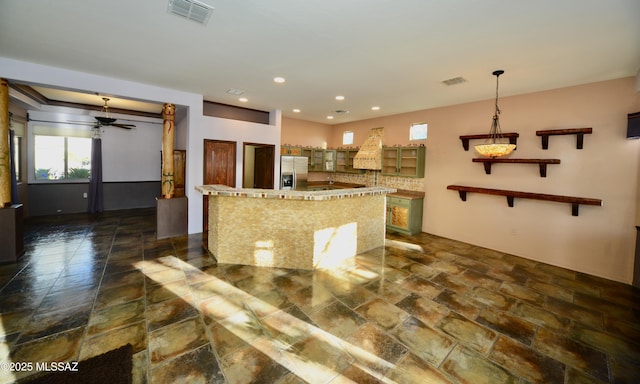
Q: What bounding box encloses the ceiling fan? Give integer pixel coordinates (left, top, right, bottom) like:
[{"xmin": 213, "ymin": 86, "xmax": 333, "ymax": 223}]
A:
[{"xmin": 94, "ymin": 97, "xmax": 136, "ymax": 129}]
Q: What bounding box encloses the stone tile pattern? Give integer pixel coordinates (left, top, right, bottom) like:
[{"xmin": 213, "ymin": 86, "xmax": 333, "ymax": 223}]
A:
[
  {"xmin": 0, "ymin": 208, "xmax": 638, "ymax": 383},
  {"xmin": 208, "ymin": 193, "xmax": 388, "ymax": 270},
  {"xmin": 329, "ymin": 171, "xmax": 425, "ymax": 192}
]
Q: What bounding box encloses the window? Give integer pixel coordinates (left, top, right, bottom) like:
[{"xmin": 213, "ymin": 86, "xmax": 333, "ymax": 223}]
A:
[
  {"xmin": 13, "ymin": 135, "xmax": 21, "ymax": 181},
  {"xmin": 34, "ymin": 135, "xmax": 91, "ymax": 180},
  {"xmin": 343, "ymin": 131, "xmax": 354, "ymax": 145},
  {"xmin": 410, "ymin": 122, "xmax": 427, "ymax": 141}
]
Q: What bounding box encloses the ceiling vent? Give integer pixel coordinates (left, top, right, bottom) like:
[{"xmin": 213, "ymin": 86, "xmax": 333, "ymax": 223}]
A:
[
  {"xmin": 167, "ymin": 0, "xmax": 214, "ymax": 25},
  {"xmin": 442, "ymin": 76, "xmax": 467, "ymax": 86}
]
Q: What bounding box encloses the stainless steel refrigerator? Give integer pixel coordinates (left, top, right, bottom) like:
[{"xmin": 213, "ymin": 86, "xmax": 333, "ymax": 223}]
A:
[{"xmin": 280, "ymin": 156, "xmax": 308, "ymax": 190}]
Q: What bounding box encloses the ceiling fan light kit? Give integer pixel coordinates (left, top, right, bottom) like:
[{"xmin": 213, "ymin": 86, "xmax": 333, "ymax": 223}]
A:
[{"xmin": 96, "ymin": 97, "xmax": 135, "ymax": 130}]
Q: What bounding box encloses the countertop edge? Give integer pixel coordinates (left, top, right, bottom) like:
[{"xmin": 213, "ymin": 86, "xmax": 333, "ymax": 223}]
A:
[{"xmin": 196, "ymin": 184, "xmax": 396, "ymax": 200}]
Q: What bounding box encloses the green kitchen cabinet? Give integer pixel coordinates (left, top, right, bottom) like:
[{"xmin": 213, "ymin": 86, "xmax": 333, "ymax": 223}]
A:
[
  {"xmin": 281, "ymin": 145, "xmax": 303, "ymax": 156},
  {"xmin": 381, "ymin": 146, "xmax": 425, "ymax": 177},
  {"xmin": 386, "ymin": 195, "xmax": 423, "ymax": 235},
  {"xmin": 336, "ymin": 148, "xmax": 365, "ymax": 173},
  {"xmin": 302, "ymin": 148, "xmax": 335, "ymax": 172},
  {"xmin": 301, "ymin": 147, "xmax": 318, "ymax": 171},
  {"xmin": 323, "ymin": 149, "xmax": 336, "ymax": 172},
  {"xmin": 299, "ymin": 147, "xmax": 336, "ymax": 172}
]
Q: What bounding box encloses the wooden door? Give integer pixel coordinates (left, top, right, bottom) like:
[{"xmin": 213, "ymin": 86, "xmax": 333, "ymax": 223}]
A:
[
  {"xmin": 253, "ymin": 145, "xmax": 275, "ymax": 189},
  {"xmin": 203, "ymin": 140, "xmax": 236, "ymax": 231},
  {"xmin": 173, "ymin": 150, "xmax": 186, "ymax": 197}
]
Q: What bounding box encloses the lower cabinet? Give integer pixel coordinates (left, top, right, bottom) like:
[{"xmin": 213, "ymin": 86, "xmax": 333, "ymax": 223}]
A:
[{"xmin": 386, "ymin": 195, "xmax": 423, "ymax": 235}]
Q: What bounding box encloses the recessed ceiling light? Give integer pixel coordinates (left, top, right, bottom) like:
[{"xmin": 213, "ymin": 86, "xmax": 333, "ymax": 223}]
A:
[
  {"xmin": 239, "ymin": 97, "xmax": 248, "ymax": 102},
  {"xmin": 293, "ymin": 109, "xmax": 301, "ymax": 113},
  {"xmin": 273, "ymin": 77, "xmax": 286, "ymax": 84},
  {"xmin": 326, "ymin": 115, "xmax": 334, "ymax": 120},
  {"xmin": 371, "ymin": 106, "xmax": 380, "ymax": 111},
  {"xmin": 335, "ymin": 95, "xmax": 345, "ymax": 101}
]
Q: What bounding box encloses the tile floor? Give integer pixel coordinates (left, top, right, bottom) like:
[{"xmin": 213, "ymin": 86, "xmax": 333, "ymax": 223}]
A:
[{"xmin": 0, "ymin": 208, "xmax": 639, "ymax": 383}]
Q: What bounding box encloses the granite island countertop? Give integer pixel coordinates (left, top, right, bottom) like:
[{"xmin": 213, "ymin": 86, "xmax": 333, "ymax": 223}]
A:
[{"xmin": 196, "ymin": 184, "xmax": 396, "ymax": 200}]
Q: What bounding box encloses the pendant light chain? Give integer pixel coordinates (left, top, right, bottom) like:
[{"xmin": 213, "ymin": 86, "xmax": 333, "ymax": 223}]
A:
[{"xmin": 490, "ymin": 70, "xmax": 504, "ymax": 142}]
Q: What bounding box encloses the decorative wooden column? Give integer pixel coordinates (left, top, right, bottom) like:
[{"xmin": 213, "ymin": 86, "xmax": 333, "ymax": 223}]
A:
[
  {"xmin": 161, "ymin": 103, "xmax": 176, "ymax": 198},
  {"xmin": 0, "ymin": 78, "xmax": 24, "ymax": 261},
  {"xmin": 0, "ymin": 78, "xmax": 10, "ymax": 208}
]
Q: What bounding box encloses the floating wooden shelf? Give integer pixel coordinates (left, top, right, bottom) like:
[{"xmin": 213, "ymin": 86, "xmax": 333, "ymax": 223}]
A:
[
  {"xmin": 535, "ymin": 128, "xmax": 592, "ymax": 150},
  {"xmin": 472, "ymin": 158, "xmax": 561, "ymax": 177},
  {"xmin": 447, "ymin": 185, "xmax": 602, "ymax": 216},
  {"xmin": 459, "ymin": 133, "xmax": 519, "ymax": 151}
]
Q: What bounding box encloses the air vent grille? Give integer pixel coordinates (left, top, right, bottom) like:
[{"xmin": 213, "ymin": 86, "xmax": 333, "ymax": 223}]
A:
[
  {"xmin": 442, "ymin": 76, "xmax": 467, "ymax": 86},
  {"xmin": 168, "ymin": 0, "xmax": 214, "ymax": 25}
]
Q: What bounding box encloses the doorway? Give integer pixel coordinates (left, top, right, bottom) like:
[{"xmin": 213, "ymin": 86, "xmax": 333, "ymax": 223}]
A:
[
  {"xmin": 243, "ymin": 143, "xmax": 275, "ymax": 189},
  {"xmin": 203, "ymin": 139, "xmax": 236, "ymax": 231}
]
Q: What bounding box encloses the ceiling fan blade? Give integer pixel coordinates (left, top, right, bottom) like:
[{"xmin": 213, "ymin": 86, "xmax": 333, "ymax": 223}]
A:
[
  {"xmin": 95, "ymin": 116, "xmax": 117, "ymax": 125},
  {"xmin": 110, "ymin": 123, "xmax": 135, "ymax": 129},
  {"xmin": 66, "ymin": 120, "xmax": 97, "ymax": 126}
]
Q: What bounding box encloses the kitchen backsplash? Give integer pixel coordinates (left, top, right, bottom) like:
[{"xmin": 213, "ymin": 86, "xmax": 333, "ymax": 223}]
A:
[{"xmin": 309, "ymin": 171, "xmax": 425, "ymax": 192}]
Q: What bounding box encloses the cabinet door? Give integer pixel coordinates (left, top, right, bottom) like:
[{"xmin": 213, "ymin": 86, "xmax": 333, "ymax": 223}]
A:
[
  {"xmin": 399, "ymin": 147, "xmax": 420, "ymax": 177},
  {"xmin": 381, "ymin": 148, "xmax": 399, "ymax": 175},
  {"xmin": 302, "ymin": 148, "xmax": 313, "ymax": 169},
  {"xmin": 173, "ymin": 150, "xmax": 186, "ymax": 197},
  {"xmin": 323, "ymin": 150, "xmax": 336, "ymax": 172},
  {"xmin": 312, "ymin": 150, "xmax": 324, "ymax": 171},
  {"xmin": 398, "ymin": 147, "xmax": 425, "ymax": 177},
  {"xmin": 335, "ymin": 150, "xmax": 348, "ymax": 172},
  {"xmin": 389, "ymin": 204, "xmax": 410, "ymax": 229}
]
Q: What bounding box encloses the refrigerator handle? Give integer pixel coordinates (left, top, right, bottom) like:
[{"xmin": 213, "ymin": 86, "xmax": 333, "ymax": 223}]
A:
[{"xmin": 292, "ymin": 169, "xmax": 296, "ymax": 189}]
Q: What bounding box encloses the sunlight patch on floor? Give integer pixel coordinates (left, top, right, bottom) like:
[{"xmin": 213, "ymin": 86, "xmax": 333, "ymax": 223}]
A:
[
  {"xmin": 385, "ymin": 238, "xmax": 424, "ymax": 252},
  {"xmin": 136, "ymin": 256, "xmax": 398, "ymax": 383}
]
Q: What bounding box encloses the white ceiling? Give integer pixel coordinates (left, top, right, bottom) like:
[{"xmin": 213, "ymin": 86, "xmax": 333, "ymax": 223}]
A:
[{"xmin": 1, "ymin": 0, "xmax": 639, "ymax": 124}]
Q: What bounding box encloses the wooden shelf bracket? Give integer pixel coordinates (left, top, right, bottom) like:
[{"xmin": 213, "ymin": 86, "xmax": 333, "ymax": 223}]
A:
[
  {"xmin": 535, "ymin": 128, "xmax": 592, "ymax": 150},
  {"xmin": 472, "ymin": 158, "xmax": 561, "ymax": 177},
  {"xmin": 447, "ymin": 185, "xmax": 602, "ymax": 216},
  {"xmin": 459, "ymin": 133, "xmax": 519, "ymax": 151}
]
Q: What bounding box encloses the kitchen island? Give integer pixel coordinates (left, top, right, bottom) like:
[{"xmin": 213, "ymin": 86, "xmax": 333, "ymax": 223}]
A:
[{"xmin": 196, "ymin": 184, "xmax": 396, "ymax": 270}]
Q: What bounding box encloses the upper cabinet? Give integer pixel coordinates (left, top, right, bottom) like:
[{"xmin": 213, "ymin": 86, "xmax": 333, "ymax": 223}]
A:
[
  {"xmin": 323, "ymin": 149, "xmax": 336, "ymax": 172},
  {"xmin": 381, "ymin": 146, "xmax": 425, "ymax": 177},
  {"xmin": 281, "ymin": 145, "xmax": 303, "ymax": 156},
  {"xmin": 336, "ymin": 148, "xmax": 365, "ymax": 173}
]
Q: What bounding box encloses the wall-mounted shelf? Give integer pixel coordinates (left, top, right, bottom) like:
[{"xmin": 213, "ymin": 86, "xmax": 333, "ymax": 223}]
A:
[
  {"xmin": 472, "ymin": 158, "xmax": 561, "ymax": 177},
  {"xmin": 535, "ymin": 128, "xmax": 592, "ymax": 150},
  {"xmin": 459, "ymin": 133, "xmax": 519, "ymax": 151},
  {"xmin": 446, "ymin": 185, "xmax": 602, "ymax": 216}
]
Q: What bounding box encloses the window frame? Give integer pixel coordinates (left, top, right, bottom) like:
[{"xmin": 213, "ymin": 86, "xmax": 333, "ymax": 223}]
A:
[
  {"xmin": 342, "ymin": 130, "xmax": 354, "ymax": 145},
  {"xmin": 34, "ymin": 134, "xmax": 92, "ymax": 181},
  {"xmin": 29, "ymin": 121, "xmax": 93, "ymax": 184},
  {"xmin": 409, "ymin": 122, "xmax": 428, "ymax": 141}
]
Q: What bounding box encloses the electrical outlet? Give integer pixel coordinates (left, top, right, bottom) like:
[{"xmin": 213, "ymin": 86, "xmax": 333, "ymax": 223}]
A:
[{"xmin": 83, "ymin": 192, "xmax": 87, "ymax": 198}]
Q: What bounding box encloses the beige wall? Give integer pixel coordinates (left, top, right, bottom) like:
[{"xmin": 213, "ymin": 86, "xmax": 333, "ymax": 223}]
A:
[
  {"xmin": 284, "ymin": 77, "xmax": 640, "ymax": 284},
  {"xmin": 281, "ymin": 117, "xmax": 333, "ymax": 148}
]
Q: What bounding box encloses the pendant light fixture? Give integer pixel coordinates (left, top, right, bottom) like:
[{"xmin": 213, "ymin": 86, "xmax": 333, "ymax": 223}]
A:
[{"xmin": 474, "ymin": 70, "xmax": 516, "ymax": 157}]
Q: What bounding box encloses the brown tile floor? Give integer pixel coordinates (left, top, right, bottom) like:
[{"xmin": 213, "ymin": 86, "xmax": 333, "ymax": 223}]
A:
[{"xmin": 1, "ymin": 208, "xmax": 639, "ymax": 383}]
